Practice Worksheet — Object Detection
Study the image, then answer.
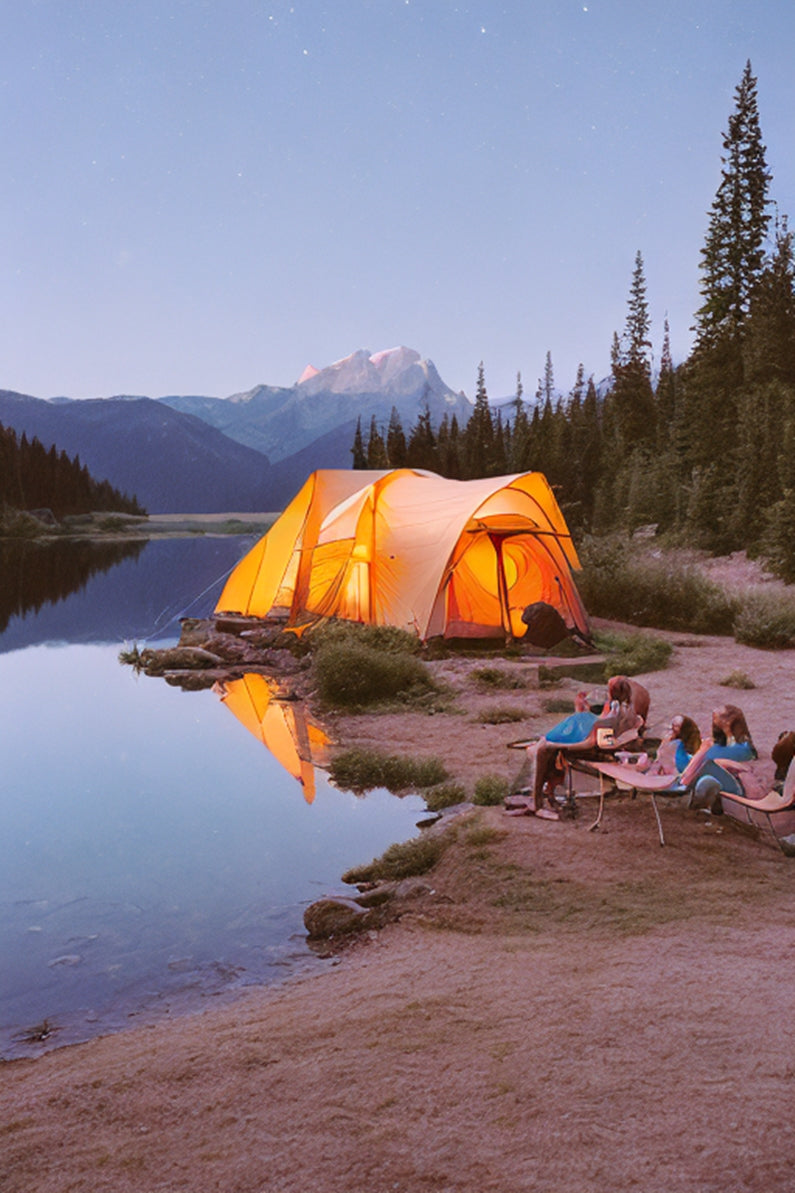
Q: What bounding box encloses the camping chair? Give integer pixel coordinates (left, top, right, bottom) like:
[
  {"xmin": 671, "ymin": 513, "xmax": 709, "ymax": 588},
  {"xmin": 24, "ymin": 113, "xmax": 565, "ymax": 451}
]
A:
[{"xmin": 693, "ymin": 756, "xmax": 795, "ymax": 852}]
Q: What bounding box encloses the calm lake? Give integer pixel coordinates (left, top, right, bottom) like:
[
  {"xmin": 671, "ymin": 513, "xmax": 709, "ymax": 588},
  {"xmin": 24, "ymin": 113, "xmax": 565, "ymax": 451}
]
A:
[{"xmin": 0, "ymin": 536, "xmax": 425, "ymax": 1058}]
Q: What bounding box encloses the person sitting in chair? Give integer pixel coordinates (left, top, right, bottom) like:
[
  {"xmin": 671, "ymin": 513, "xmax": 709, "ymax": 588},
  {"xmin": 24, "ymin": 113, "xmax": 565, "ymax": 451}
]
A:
[
  {"xmin": 680, "ymin": 704, "xmax": 757, "ymax": 789},
  {"xmin": 628, "ymin": 713, "xmax": 701, "ymax": 775},
  {"xmin": 523, "ymin": 676, "xmax": 649, "ymax": 818}
]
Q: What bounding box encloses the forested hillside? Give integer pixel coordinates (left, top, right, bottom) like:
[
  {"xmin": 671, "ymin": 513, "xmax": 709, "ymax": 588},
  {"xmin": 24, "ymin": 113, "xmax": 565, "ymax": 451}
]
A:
[
  {"xmin": 353, "ymin": 63, "xmax": 795, "ymax": 582},
  {"xmin": 0, "ymin": 422, "xmax": 145, "ymax": 518}
]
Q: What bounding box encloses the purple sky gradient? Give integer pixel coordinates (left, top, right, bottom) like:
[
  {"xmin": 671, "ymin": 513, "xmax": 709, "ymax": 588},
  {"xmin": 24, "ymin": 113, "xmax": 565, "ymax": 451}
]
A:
[{"xmin": 1, "ymin": 1, "xmax": 793, "ymax": 402}]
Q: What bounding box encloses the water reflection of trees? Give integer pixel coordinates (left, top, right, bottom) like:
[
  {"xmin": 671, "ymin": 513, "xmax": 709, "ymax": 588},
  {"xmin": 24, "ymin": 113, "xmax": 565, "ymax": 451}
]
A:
[{"xmin": 0, "ymin": 539, "xmax": 145, "ymax": 633}]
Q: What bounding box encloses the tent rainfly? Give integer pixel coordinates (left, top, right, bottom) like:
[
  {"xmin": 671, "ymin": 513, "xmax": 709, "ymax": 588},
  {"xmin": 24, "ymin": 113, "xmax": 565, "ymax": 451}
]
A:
[{"xmin": 215, "ymin": 469, "xmax": 590, "ymax": 641}]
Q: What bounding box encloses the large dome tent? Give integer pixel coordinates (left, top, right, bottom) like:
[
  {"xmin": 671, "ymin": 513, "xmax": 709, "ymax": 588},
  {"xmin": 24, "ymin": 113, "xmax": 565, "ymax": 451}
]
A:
[{"xmin": 215, "ymin": 469, "xmax": 589, "ymax": 642}]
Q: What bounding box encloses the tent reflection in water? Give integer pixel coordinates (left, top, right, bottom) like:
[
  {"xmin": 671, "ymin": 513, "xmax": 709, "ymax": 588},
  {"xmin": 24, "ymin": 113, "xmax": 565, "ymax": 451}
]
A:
[
  {"xmin": 214, "ymin": 674, "xmax": 330, "ymax": 803},
  {"xmin": 215, "ymin": 469, "xmax": 589, "ymax": 642}
]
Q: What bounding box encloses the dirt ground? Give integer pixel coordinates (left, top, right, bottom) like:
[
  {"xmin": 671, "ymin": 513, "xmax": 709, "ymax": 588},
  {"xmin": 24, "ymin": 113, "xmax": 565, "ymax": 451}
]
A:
[{"xmin": 3, "ymin": 588, "xmax": 795, "ymax": 1191}]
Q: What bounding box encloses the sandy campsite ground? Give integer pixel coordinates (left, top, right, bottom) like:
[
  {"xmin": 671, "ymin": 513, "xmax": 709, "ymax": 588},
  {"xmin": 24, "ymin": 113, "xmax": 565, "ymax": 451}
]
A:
[{"xmin": 3, "ymin": 603, "xmax": 795, "ymax": 1190}]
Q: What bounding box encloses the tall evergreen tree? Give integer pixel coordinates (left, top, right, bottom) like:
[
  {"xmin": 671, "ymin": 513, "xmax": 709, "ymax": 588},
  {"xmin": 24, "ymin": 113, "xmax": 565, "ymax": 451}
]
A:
[
  {"xmin": 655, "ymin": 317, "xmax": 676, "ymax": 437},
  {"xmin": 536, "ymin": 350, "xmax": 555, "ymax": 405},
  {"xmin": 609, "ymin": 251, "xmax": 656, "ymax": 445},
  {"xmin": 694, "ymin": 60, "xmax": 772, "ymax": 353},
  {"xmin": 508, "ymin": 371, "xmax": 529, "ymax": 471},
  {"xmin": 462, "ymin": 361, "xmax": 494, "ymax": 477}
]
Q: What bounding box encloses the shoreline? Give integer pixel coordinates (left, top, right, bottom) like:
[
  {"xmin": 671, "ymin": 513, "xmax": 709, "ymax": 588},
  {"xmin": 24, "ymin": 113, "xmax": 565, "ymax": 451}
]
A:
[
  {"xmin": 3, "ymin": 791, "xmax": 793, "ymax": 1192},
  {"xmin": 3, "ymin": 620, "xmax": 795, "ymax": 1189},
  {"xmin": 1, "ymin": 510, "xmax": 278, "ymax": 541}
]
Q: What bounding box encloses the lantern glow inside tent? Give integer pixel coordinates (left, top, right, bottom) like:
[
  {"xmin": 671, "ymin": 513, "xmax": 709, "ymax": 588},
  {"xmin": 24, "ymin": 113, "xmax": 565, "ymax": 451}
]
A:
[{"xmin": 215, "ymin": 469, "xmax": 589, "ymax": 641}]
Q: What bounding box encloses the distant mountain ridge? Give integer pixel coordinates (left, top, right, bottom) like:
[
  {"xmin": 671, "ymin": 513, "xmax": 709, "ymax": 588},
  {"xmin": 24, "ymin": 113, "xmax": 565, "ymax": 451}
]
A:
[
  {"xmin": 0, "ymin": 391, "xmax": 278, "ymax": 513},
  {"xmin": 0, "ymin": 348, "xmax": 472, "ymax": 513},
  {"xmin": 162, "ymin": 347, "xmax": 472, "ymax": 462}
]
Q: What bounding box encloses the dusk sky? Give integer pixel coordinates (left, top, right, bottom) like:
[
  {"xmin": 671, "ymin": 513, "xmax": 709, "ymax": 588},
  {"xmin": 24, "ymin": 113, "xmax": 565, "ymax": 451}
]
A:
[{"xmin": 2, "ymin": 1, "xmax": 794, "ymax": 403}]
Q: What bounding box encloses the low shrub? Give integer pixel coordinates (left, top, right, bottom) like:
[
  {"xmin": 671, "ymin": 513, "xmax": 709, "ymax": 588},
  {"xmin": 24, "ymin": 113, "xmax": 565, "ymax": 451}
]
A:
[
  {"xmin": 424, "ymin": 782, "xmax": 469, "ymax": 811},
  {"xmin": 329, "ymin": 747, "xmax": 447, "ymax": 793},
  {"xmin": 469, "ymin": 666, "xmax": 526, "ymax": 690},
  {"xmin": 313, "ymin": 639, "xmax": 435, "ymax": 708},
  {"xmin": 342, "ymin": 834, "xmax": 448, "ymax": 884},
  {"xmin": 311, "ymin": 620, "xmax": 421, "ymax": 655},
  {"xmin": 733, "ymin": 590, "xmax": 795, "ymax": 649},
  {"xmin": 478, "ymin": 705, "xmax": 526, "ymax": 724},
  {"xmin": 577, "ymin": 536, "xmax": 737, "ymax": 634},
  {"xmin": 542, "ymin": 697, "xmax": 576, "ymax": 714},
  {"xmin": 473, "ymin": 774, "xmax": 510, "ymax": 805},
  {"xmin": 719, "ymin": 670, "xmax": 756, "ymax": 690},
  {"xmin": 594, "ymin": 630, "xmax": 673, "ymax": 676}
]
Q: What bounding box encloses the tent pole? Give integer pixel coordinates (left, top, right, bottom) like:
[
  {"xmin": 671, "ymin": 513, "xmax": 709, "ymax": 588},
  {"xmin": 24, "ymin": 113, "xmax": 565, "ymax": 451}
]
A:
[{"xmin": 490, "ymin": 533, "xmax": 513, "ymax": 643}]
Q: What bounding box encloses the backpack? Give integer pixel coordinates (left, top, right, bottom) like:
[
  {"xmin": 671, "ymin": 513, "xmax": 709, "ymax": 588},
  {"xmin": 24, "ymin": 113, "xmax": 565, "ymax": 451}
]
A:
[{"xmin": 520, "ymin": 602, "xmax": 569, "ymax": 649}]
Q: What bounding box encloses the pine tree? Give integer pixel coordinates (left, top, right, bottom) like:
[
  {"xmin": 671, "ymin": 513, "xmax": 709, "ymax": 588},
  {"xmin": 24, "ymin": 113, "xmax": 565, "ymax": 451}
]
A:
[
  {"xmin": 406, "ymin": 404, "xmax": 437, "ymax": 471},
  {"xmin": 694, "ymin": 60, "xmax": 772, "ymax": 353},
  {"xmin": 569, "ymin": 362, "xmax": 585, "ymax": 405},
  {"xmin": 351, "ymin": 416, "xmax": 367, "ymax": 469},
  {"xmin": 508, "ymin": 371, "xmax": 529, "ymax": 471},
  {"xmin": 437, "ymin": 413, "xmax": 462, "ymax": 478},
  {"xmin": 743, "ymin": 214, "xmax": 795, "ymax": 386},
  {"xmin": 366, "ymin": 416, "xmax": 388, "ymax": 468},
  {"xmin": 492, "ymin": 410, "xmax": 507, "ymax": 474},
  {"xmin": 609, "ymin": 251, "xmax": 656, "ymax": 445},
  {"xmin": 386, "ymin": 406, "xmax": 408, "ymax": 467},
  {"xmin": 655, "ymin": 317, "xmax": 676, "ymax": 437},
  {"xmin": 536, "ymin": 351, "xmax": 555, "ymax": 405},
  {"xmin": 462, "ymin": 361, "xmax": 494, "ymax": 478}
]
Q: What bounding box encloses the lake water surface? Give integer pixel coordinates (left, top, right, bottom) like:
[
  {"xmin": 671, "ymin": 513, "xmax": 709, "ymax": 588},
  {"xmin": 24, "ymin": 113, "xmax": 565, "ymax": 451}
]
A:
[{"xmin": 0, "ymin": 536, "xmax": 425, "ymax": 1058}]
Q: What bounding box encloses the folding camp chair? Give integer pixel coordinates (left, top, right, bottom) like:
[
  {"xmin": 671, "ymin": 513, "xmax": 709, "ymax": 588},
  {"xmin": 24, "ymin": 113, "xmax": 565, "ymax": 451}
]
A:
[{"xmin": 697, "ymin": 757, "xmax": 795, "ymax": 851}]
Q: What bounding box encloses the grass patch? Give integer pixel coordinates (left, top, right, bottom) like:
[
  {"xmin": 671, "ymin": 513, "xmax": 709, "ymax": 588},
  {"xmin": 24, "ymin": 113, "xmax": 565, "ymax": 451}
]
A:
[
  {"xmin": 478, "ymin": 705, "xmax": 526, "ymax": 724},
  {"xmin": 732, "ymin": 589, "xmax": 795, "ymax": 649},
  {"xmin": 313, "ymin": 640, "xmax": 437, "ymax": 709},
  {"xmin": 469, "ymin": 666, "xmax": 526, "ymax": 690},
  {"xmin": 594, "ymin": 630, "xmax": 673, "ymax": 676},
  {"xmin": 465, "ymin": 826, "xmax": 505, "ymax": 848},
  {"xmin": 329, "ymin": 747, "xmax": 448, "ymax": 793},
  {"xmin": 577, "ymin": 536, "xmax": 738, "ymax": 634},
  {"xmin": 342, "ymin": 834, "xmax": 448, "ymax": 884},
  {"xmin": 472, "ymin": 774, "xmax": 510, "ymax": 805},
  {"xmin": 423, "ymin": 782, "xmax": 469, "ymax": 811},
  {"xmin": 719, "ymin": 669, "xmax": 756, "ymax": 690},
  {"xmin": 542, "ymin": 697, "xmax": 576, "ymax": 714},
  {"xmin": 118, "ymin": 643, "xmax": 143, "ymax": 669}
]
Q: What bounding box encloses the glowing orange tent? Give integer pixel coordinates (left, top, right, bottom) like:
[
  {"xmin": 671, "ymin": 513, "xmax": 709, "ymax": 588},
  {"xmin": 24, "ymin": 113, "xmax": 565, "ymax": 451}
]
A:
[
  {"xmin": 215, "ymin": 469, "xmax": 589, "ymax": 641},
  {"xmin": 215, "ymin": 674, "xmax": 330, "ymax": 803}
]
